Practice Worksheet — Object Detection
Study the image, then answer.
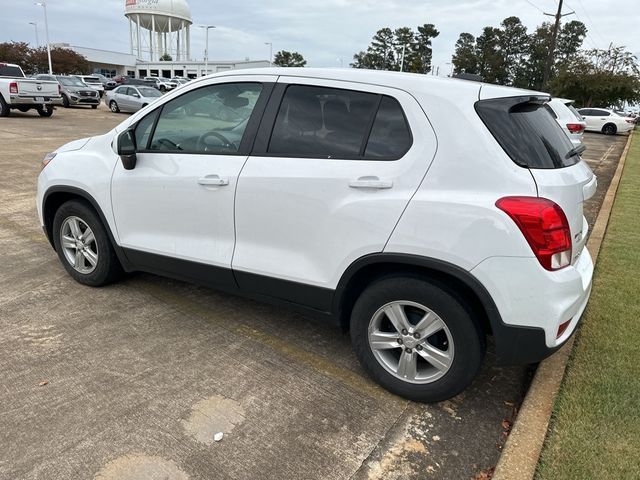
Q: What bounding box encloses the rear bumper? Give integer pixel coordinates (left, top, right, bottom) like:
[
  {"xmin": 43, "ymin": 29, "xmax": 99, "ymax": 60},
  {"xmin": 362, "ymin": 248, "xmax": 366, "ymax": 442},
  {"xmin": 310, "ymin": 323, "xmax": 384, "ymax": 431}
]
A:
[
  {"xmin": 9, "ymin": 95, "xmax": 60, "ymax": 106},
  {"xmin": 471, "ymin": 248, "xmax": 593, "ymax": 364}
]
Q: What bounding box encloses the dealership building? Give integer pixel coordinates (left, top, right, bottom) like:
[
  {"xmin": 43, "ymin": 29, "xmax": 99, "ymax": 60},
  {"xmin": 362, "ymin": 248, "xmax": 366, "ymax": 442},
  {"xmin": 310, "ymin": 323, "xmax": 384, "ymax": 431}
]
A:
[{"xmin": 56, "ymin": 0, "xmax": 269, "ymax": 78}]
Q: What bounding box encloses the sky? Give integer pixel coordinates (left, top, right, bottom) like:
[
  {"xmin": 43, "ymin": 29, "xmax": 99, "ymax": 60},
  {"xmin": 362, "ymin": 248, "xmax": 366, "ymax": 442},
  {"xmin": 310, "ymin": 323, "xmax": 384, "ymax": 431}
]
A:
[{"xmin": 2, "ymin": 0, "xmax": 639, "ymax": 72}]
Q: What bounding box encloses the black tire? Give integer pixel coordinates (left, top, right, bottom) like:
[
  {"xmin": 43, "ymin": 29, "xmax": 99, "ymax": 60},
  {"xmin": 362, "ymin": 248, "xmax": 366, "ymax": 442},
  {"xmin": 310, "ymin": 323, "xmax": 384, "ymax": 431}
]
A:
[
  {"xmin": 602, "ymin": 123, "xmax": 617, "ymax": 135},
  {"xmin": 0, "ymin": 94, "xmax": 9, "ymax": 117},
  {"xmin": 160, "ymin": 85, "xmax": 166, "ymax": 93},
  {"xmin": 52, "ymin": 200, "xmax": 123, "ymax": 287},
  {"xmin": 91, "ymin": 104, "xmax": 98, "ymax": 109},
  {"xmin": 62, "ymin": 94, "xmax": 70, "ymax": 108},
  {"xmin": 350, "ymin": 276, "xmax": 485, "ymax": 402},
  {"xmin": 109, "ymin": 100, "xmax": 120, "ymax": 113},
  {"xmin": 37, "ymin": 105, "xmax": 54, "ymax": 117}
]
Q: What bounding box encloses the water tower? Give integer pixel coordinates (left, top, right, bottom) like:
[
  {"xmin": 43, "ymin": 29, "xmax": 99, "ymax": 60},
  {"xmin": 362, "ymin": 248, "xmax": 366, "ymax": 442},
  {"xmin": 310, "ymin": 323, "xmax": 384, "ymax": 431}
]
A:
[{"xmin": 125, "ymin": 0, "xmax": 192, "ymax": 62}]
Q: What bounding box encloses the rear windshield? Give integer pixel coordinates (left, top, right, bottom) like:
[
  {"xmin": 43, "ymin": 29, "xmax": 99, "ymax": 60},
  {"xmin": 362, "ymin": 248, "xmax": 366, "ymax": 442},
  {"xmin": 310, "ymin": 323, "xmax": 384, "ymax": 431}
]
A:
[
  {"xmin": 475, "ymin": 96, "xmax": 580, "ymax": 169},
  {"xmin": 0, "ymin": 65, "xmax": 24, "ymax": 77},
  {"xmin": 567, "ymin": 104, "xmax": 583, "ymax": 121}
]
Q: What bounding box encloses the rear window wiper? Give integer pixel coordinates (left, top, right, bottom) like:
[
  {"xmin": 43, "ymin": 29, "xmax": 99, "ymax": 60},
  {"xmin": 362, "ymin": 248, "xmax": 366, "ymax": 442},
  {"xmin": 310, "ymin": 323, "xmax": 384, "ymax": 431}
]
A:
[{"xmin": 565, "ymin": 143, "xmax": 586, "ymax": 159}]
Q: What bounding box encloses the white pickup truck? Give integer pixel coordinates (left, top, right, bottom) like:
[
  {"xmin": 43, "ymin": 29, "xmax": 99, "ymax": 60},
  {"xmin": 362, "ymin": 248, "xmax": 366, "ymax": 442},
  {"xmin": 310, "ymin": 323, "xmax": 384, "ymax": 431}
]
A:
[{"xmin": 0, "ymin": 62, "xmax": 61, "ymax": 117}]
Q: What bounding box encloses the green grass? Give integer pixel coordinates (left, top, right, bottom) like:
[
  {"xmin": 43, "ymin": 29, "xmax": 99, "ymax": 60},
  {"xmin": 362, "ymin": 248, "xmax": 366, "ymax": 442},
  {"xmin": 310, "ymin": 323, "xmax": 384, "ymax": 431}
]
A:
[{"xmin": 536, "ymin": 134, "xmax": 640, "ymax": 479}]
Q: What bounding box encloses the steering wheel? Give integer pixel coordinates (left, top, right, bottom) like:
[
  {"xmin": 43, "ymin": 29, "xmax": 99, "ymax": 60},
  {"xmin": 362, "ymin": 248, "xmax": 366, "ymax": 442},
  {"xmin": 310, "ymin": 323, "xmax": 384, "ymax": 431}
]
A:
[{"xmin": 197, "ymin": 131, "xmax": 235, "ymax": 152}]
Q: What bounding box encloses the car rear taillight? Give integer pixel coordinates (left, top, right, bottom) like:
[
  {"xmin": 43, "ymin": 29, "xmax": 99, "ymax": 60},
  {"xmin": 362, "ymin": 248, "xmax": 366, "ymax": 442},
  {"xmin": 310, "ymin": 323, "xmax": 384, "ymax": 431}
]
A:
[
  {"xmin": 496, "ymin": 196, "xmax": 572, "ymax": 271},
  {"xmin": 566, "ymin": 123, "xmax": 584, "ymax": 133},
  {"xmin": 9, "ymin": 81, "xmax": 18, "ymax": 94}
]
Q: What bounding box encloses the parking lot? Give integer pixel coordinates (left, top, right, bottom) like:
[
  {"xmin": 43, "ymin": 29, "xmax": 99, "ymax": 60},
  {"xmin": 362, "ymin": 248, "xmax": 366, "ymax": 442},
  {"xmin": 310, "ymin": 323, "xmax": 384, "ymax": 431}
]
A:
[{"xmin": 0, "ymin": 104, "xmax": 628, "ymax": 480}]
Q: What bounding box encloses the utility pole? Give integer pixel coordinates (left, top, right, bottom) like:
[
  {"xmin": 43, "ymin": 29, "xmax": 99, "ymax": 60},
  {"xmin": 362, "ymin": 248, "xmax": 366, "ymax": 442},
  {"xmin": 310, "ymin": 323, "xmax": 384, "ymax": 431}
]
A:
[{"xmin": 542, "ymin": 0, "xmax": 574, "ymax": 88}]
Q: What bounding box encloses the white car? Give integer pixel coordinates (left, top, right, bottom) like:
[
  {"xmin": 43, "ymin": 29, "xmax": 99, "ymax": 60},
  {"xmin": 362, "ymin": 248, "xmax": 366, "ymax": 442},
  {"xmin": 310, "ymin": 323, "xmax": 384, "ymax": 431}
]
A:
[
  {"xmin": 105, "ymin": 85, "xmax": 163, "ymax": 113},
  {"xmin": 546, "ymin": 98, "xmax": 586, "ymax": 147},
  {"xmin": 75, "ymin": 75, "xmax": 105, "ymax": 97},
  {"xmin": 577, "ymin": 107, "xmax": 635, "ymax": 135},
  {"xmin": 143, "ymin": 76, "xmax": 178, "ymax": 92},
  {"xmin": 36, "ymin": 69, "xmax": 595, "ymax": 402}
]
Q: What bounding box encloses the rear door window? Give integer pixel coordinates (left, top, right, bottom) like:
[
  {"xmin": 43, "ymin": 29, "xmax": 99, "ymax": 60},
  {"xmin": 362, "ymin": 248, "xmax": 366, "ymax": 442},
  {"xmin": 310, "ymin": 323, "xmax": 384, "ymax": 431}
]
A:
[
  {"xmin": 475, "ymin": 96, "xmax": 580, "ymax": 169},
  {"xmin": 267, "ymin": 85, "xmax": 412, "ymax": 159}
]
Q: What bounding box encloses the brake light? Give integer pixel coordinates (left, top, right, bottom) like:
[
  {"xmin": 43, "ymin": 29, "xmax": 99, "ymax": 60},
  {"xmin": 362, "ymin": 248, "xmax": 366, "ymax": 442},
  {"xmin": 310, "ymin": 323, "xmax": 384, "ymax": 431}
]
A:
[
  {"xmin": 496, "ymin": 196, "xmax": 572, "ymax": 271},
  {"xmin": 9, "ymin": 81, "xmax": 18, "ymax": 94},
  {"xmin": 566, "ymin": 123, "xmax": 584, "ymax": 133}
]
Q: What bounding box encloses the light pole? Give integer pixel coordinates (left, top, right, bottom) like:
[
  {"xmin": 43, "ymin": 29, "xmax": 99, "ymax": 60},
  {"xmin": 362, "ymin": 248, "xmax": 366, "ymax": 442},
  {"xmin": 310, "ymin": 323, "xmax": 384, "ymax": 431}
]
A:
[
  {"xmin": 34, "ymin": 2, "xmax": 52, "ymax": 74},
  {"xmin": 28, "ymin": 21, "xmax": 39, "ymax": 48},
  {"xmin": 265, "ymin": 42, "xmax": 272, "ymax": 67},
  {"xmin": 400, "ymin": 44, "xmax": 408, "ymax": 72},
  {"xmin": 198, "ymin": 25, "xmax": 215, "ymax": 76}
]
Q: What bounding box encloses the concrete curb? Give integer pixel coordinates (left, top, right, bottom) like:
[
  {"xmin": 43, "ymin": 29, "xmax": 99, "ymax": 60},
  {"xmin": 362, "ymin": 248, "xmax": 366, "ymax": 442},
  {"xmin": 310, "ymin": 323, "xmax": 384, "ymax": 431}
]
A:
[{"xmin": 492, "ymin": 130, "xmax": 635, "ymax": 480}]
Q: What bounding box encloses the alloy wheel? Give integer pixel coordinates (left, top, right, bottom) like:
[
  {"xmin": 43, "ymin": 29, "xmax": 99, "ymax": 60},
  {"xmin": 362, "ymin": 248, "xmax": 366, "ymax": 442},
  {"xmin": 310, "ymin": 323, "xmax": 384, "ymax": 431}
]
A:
[
  {"xmin": 368, "ymin": 300, "xmax": 454, "ymax": 384},
  {"xmin": 60, "ymin": 216, "xmax": 99, "ymax": 274}
]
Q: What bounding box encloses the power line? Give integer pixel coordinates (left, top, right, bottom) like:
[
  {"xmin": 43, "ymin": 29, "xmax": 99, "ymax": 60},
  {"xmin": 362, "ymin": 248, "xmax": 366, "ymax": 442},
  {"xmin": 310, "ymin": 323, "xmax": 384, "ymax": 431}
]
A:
[
  {"xmin": 574, "ymin": 0, "xmax": 608, "ymax": 46},
  {"xmin": 523, "ymin": 0, "xmax": 545, "ymax": 13},
  {"xmin": 564, "ymin": 1, "xmax": 600, "ymax": 50}
]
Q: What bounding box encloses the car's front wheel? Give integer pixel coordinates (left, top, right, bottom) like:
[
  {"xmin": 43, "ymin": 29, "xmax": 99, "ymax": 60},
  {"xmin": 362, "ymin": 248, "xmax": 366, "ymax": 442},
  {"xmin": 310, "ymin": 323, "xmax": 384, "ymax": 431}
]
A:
[
  {"xmin": 52, "ymin": 200, "xmax": 122, "ymax": 286},
  {"xmin": 350, "ymin": 276, "xmax": 485, "ymax": 402}
]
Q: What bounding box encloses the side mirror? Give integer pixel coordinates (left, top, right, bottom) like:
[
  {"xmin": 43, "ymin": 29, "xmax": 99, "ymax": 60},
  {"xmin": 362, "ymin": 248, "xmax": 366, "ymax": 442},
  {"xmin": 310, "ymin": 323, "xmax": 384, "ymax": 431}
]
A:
[{"xmin": 117, "ymin": 129, "xmax": 137, "ymax": 170}]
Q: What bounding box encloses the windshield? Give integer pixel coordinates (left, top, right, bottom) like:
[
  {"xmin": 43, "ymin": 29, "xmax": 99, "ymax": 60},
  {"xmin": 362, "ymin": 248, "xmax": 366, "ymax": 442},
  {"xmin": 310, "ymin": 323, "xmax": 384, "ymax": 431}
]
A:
[
  {"xmin": 476, "ymin": 96, "xmax": 580, "ymax": 169},
  {"xmin": 0, "ymin": 65, "xmax": 24, "ymax": 77},
  {"xmin": 138, "ymin": 87, "xmax": 162, "ymax": 97},
  {"xmin": 58, "ymin": 77, "xmax": 86, "ymax": 87}
]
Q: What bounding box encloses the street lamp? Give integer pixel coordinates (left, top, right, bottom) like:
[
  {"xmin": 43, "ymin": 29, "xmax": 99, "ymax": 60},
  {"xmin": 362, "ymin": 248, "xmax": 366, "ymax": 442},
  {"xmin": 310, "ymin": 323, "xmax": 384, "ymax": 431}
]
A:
[
  {"xmin": 400, "ymin": 44, "xmax": 409, "ymax": 72},
  {"xmin": 34, "ymin": 2, "xmax": 52, "ymax": 75},
  {"xmin": 28, "ymin": 21, "xmax": 39, "ymax": 48},
  {"xmin": 265, "ymin": 42, "xmax": 272, "ymax": 67},
  {"xmin": 198, "ymin": 25, "xmax": 215, "ymax": 76}
]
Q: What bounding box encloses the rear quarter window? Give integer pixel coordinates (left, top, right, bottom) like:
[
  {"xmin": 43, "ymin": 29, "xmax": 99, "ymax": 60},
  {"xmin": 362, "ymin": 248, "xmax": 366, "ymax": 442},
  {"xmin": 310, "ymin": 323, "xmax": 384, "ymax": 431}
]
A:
[{"xmin": 475, "ymin": 96, "xmax": 581, "ymax": 169}]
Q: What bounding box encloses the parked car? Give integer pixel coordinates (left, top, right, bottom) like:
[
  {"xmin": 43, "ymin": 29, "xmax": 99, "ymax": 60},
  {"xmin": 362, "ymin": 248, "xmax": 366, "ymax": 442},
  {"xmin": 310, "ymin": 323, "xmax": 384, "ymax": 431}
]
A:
[
  {"xmin": 36, "ymin": 68, "xmax": 595, "ymax": 402},
  {"xmin": 105, "ymin": 85, "xmax": 162, "ymax": 113},
  {"xmin": 171, "ymin": 77, "xmax": 190, "ymax": 85},
  {"xmin": 74, "ymin": 75, "xmax": 105, "ymax": 97},
  {"xmin": 113, "ymin": 75, "xmax": 131, "ymax": 85},
  {"xmin": 546, "ymin": 98, "xmax": 586, "ymax": 147},
  {"xmin": 577, "ymin": 107, "xmax": 635, "ymax": 135},
  {"xmin": 0, "ymin": 62, "xmax": 59, "ymax": 117},
  {"xmin": 35, "ymin": 75, "xmax": 100, "ymax": 109},
  {"xmin": 143, "ymin": 76, "xmax": 178, "ymax": 92},
  {"xmin": 93, "ymin": 73, "xmax": 118, "ymax": 90}
]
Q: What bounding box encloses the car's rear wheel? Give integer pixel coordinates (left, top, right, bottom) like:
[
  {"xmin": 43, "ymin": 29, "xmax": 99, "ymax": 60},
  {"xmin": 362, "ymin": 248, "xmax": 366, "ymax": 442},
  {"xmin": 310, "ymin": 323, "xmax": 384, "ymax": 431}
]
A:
[
  {"xmin": 0, "ymin": 95, "xmax": 10, "ymax": 117},
  {"xmin": 52, "ymin": 200, "xmax": 122, "ymax": 286},
  {"xmin": 602, "ymin": 123, "xmax": 617, "ymax": 135},
  {"xmin": 109, "ymin": 100, "xmax": 120, "ymax": 113},
  {"xmin": 350, "ymin": 276, "xmax": 485, "ymax": 402},
  {"xmin": 37, "ymin": 105, "xmax": 54, "ymax": 117}
]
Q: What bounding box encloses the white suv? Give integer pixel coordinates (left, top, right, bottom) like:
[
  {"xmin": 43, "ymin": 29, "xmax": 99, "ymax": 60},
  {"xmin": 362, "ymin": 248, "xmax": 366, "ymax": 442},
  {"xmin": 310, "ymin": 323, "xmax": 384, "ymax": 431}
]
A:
[{"xmin": 36, "ymin": 69, "xmax": 595, "ymax": 402}]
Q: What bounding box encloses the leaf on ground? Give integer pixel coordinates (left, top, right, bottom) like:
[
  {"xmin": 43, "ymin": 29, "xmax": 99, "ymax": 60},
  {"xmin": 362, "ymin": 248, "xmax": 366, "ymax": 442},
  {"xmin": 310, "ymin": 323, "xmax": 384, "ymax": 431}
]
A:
[{"xmin": 38, "ymin": 380, "xmax": 49, "ymax": 387}]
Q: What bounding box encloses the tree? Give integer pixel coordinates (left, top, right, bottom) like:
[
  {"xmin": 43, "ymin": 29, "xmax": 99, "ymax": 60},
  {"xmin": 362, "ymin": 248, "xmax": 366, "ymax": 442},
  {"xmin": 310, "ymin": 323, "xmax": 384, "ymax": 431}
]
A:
[
  {"xmin": 273, "ymin": 50, "xmax": 306, "ymax": 67},
  {"xmin": 499, "ymin": 17, "xmax": 530, "ymax": 86},
  {"xmin": 475, "ymin": 27, "xmax": 506, "ymax": 84},
  {"xmin": 452, "ymin": 33, "xmax": 478, "ymax": 75},
  {"xmin": 351, "ymin": 24, "xmax": 439, "ymax": 73},
  {"xmin": 159, "ymin": 53, "xmax": 173, "ymax": 61},
  {"xmin": 551, "ymin": 46, "xmax": 640, "ymax": 107},
  {"xmin": 414, "ymin": 23, "xmax": 440, "ymax": 73},
  {"xmin": 0, "ymin": 42, "xmax": 90, "ymax": 75}
]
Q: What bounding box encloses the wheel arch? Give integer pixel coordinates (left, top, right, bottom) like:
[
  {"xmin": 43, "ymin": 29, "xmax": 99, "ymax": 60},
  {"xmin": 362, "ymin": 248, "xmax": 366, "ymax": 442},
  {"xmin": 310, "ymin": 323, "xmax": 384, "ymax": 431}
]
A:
[
  {"xmin": 334, "ymin": 254, "xmax": 497, "ymax": 337},
  {"xmin": 42, "ymin": 186, "xmax": 132, "ymax": 269}
]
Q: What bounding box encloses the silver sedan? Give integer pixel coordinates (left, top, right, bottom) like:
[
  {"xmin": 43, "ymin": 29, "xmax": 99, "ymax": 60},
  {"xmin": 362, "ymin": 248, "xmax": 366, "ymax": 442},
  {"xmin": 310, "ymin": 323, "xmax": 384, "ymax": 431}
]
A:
[{"xmin": 105, "ymin": 85, "xmax": 163, "ymax": 113}]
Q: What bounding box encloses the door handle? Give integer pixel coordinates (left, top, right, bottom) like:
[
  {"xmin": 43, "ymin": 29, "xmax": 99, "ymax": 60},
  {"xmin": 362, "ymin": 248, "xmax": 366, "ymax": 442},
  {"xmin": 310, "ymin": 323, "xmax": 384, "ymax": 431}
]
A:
[
  {"xmin": 197, "ymin": 175, "xmax": 229, "ymax": 186},
  {"xmin": 349, "ymin": 176, "xmax": 393, "ymax": 189}
]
